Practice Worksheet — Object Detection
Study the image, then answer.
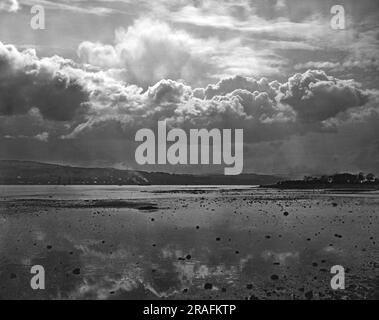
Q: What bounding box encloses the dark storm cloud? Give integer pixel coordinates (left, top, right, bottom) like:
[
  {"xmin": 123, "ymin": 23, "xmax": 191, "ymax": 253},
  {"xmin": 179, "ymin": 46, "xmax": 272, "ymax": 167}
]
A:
[{"xmin": 0, "ymin": 42, "xmax": 90, "ymax": 122}]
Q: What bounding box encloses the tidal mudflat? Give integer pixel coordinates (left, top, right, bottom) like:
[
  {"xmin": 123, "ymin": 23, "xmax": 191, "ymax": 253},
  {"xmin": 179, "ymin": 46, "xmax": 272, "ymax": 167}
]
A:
[{"xmin": 0, "ymin": 186, "xmax": 378, "ymax": 300}]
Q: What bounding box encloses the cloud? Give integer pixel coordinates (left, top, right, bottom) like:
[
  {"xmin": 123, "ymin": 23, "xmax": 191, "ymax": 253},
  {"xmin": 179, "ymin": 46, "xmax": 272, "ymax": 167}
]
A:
[
  {"xmin": 0, "ymin": 41, "xmax": 372, "ymax": 144},
  {"xmin": 294, "ymin": 61, "xmax": 341, "ymax": 71},
  {"xmin": 1, "ymin": 41, "xmax": 378, "ymax": 174},
  {"xmin": 198, "ymin": 75, "xmax": 278, "ymax": 99},
  {"xmin": 292, "ymin": 16, "xmax": 379, "ymax": 78},
  {"xmin": 279, "ymin": 70, "xmax": 369, "ymax": 123},
  {"xmin": 20, "ymin": 0, "xmax": 115, "ymax": 15},
  {"xmin": 0, "ymin": 0, "xmax": 19, "ymax": 12},
  {"xmin": 0, "ymin": 0, "xmax": 378, "ymax": 175},
  {"xmin": 61, "ymin": 70, "xmax": 371, "ymax": 144},
  {"xmin": 78, "ymin": 18, "xmax": 281, "ymax": 87},
  {"xmin": 78, "ymin": 18, "xmax": 218, "ymax": 87},
  {"xmin": 0, "ymin": 42, "xmax": 90, "ymax": 121}
]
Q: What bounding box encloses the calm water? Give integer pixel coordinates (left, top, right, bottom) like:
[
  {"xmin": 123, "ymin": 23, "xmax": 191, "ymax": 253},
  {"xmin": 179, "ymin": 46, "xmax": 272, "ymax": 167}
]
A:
[{"xmin": 0, "ymin": 186, "xmax": 378, "ymax": 300}]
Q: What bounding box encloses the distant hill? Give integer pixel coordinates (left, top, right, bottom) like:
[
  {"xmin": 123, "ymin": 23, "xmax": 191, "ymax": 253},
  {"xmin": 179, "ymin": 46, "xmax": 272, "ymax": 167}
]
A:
[{"xmin": 0, "ymin": 160, "xmax": 284, "ymax": 186}]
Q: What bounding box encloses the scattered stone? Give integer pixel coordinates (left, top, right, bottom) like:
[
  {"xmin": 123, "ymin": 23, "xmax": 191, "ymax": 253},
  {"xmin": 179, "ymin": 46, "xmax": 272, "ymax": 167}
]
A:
[
  {"xmin": 72, "ymin": 268, "xmax": 81, "ymax": 275},
  {"xmin": 305, "ymin": 290, "xmax": 313, "ymax": 300},
  {"xmin": 204, "ymin": 283, "xmax": 213, "ymax": 290}
]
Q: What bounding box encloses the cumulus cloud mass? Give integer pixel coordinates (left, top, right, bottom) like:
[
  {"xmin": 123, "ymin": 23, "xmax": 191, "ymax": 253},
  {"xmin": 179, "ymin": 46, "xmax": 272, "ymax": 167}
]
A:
[
  {"xmin": 78, "ymin": 19, "xmax": 218, "ymax": 87},
  {"xmin": 1, "ymin": 0, "xmax": 379, "ymax": 175},
  {"xmin": 2, "ymin": 41, "xmax": 376, "ymax": 142}
]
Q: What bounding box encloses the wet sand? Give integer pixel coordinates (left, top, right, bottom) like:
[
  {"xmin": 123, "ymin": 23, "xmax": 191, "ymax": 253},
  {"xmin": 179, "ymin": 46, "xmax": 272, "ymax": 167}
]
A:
[{"xmin": 0, "ymin": 186, "xmax": 378, "ymax": 300}]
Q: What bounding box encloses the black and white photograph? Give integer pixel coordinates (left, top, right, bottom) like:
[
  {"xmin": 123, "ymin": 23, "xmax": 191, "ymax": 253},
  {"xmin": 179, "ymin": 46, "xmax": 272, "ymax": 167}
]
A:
[{"xmin": 0, "ymin": 0, "xmax": 379, "ymax": 305}]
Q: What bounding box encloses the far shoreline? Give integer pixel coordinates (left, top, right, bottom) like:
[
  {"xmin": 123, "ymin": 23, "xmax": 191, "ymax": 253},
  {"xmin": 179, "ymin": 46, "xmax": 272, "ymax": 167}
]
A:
[{"xmin": 260, "ymin": 183, "xmax": 379, "ymax": 192}]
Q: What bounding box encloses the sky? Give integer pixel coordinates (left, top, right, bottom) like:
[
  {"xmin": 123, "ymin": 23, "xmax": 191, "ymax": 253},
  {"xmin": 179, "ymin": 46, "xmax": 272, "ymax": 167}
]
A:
[{"xmin": 0, "ymin": 0, "xmax": 379, "ymax": 176}]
